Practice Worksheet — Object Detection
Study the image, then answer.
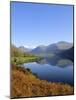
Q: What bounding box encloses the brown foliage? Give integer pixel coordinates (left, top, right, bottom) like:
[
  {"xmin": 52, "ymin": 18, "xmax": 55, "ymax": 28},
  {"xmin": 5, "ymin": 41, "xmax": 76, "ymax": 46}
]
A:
[{"xmin": 11, "ymin": 64, "xmax": 74, "ymax": 98}]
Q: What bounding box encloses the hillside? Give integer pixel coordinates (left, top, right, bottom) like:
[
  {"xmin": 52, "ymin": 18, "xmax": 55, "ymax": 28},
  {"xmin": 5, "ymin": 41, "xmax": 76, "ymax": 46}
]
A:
[
  {"xmin": 19, "ymin": 46, "xmax": 31, "ymax": 53},
  {"xmin": 30, "ymin": 41, "xmax": 73, "ymax": 55},
  {"xmin": 13, "ymin": 42, "xmax": 73, "ymax": 56},
  {"xmin": 58, "ymin": 47, "xmax": 74, "ymax": 62},
  {"xmin": 11, "ymin": 44, "xmax": 32, "ymax": 57},
  {"xmin": 11, "ymin": 64, "xmax": 73, "ymax": 98},
  {"xmin": 11, "ymin": 44, "xmax": 42, "ymax": 65}
]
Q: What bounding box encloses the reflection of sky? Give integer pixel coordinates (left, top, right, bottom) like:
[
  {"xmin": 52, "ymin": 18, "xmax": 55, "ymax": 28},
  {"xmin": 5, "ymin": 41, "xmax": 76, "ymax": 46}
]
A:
[
  {"xmin": 11, "ymin": 2, "xmax": 73, "ymax": 48},
  {"xmin": 23, "ymin": 62, "xmax": 73, "ymax": 85}
]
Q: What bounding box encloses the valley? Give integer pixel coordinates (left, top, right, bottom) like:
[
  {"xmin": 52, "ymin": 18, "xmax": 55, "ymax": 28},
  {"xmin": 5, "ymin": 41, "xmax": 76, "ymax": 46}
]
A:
[{"xmin": 11, "ymin": 41, "xmax": 74, "ymax": 97}]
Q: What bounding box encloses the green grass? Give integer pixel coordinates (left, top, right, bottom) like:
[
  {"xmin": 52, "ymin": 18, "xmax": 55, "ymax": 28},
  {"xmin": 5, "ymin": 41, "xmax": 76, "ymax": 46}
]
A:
[
  {"xmin": 11, "ymin": 56, "xmax": 43, "ymax": 65},
  {"xmin": 11, "ymin": 45, "xmax": 43, "ymax": 65}
]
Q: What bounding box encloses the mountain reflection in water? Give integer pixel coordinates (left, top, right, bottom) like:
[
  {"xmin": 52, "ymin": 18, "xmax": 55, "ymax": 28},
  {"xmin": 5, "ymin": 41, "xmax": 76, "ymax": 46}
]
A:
[{"xmin": 22, "ymin": 57, "xmax": 73, "ymax": 86}]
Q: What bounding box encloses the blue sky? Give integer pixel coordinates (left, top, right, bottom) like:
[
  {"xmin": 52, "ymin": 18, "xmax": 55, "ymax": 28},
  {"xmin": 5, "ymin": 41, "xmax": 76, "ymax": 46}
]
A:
[{"xmin": 11, "ymin": 2, "xmax": 73, "ymax": 48}]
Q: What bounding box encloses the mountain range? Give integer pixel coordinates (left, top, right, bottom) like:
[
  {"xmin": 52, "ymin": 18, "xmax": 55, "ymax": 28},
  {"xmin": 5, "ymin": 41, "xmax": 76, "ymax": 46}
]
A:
[
  {"xmin": 19, "ymin": 46, "xmax": 32, "ymax": 53},
  {"xmin": 18, "ymin": 41, "xmax": 73, "ymax": 55},
  {"xmin": 11, "ymin": 41, "xmax": 74, "ymax": 62}
]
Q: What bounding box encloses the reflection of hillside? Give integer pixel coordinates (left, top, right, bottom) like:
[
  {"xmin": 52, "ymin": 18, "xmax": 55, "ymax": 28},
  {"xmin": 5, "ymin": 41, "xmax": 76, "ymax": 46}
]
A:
[
  {"xmin": 11, "ymin": 44, "xmax": 74, "ymax": 67},
  {"xmin": 46, "ymin": 56, "xmax": 60, "ymax": 66},
  {"xmin": 34, "ymin": 46, "xmax": 74, "ymax": 67},
  {"xmin": 36, "ymin": 56, "xmax": 73, "ymax": 68}
]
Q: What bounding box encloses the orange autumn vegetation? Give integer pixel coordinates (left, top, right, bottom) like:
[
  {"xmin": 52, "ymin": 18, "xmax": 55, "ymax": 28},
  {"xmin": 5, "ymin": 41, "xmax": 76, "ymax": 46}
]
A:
[{"xmin": 11, "ymin": 64, "xmax": 74, "ymax": 98}]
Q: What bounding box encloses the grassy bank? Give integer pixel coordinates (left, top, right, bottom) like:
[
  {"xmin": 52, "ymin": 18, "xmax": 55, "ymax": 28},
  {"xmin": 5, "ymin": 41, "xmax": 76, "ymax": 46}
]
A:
[
  {"xmin": 11, "ymin": 44, "xmax": 43, "ymax": 65},
  {"xmin": 11, "ymin": 56, "xmax": 42, "ymax": 65},
  {"xmin": 11, "ymin": 64, "xmax": 74, "ymax": 98}
]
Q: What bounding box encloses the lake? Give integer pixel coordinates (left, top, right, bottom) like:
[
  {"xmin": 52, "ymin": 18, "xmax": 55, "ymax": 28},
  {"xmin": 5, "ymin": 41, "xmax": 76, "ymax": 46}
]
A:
[{"xmin": 22, "ymin": 58, "xmax": 74, "ymax": 86}]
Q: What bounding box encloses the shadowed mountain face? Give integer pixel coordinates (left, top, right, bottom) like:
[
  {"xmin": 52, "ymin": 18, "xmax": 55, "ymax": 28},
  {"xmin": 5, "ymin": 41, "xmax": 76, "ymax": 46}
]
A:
[{"xmin": 57, "ymin": 47, "xmax": 74, "ymax": 62}]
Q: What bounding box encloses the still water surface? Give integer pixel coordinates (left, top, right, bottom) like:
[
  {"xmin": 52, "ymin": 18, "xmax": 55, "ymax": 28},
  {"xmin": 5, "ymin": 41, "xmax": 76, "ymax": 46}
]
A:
[{"xmin": 22, "ymin": 58, "xmax": 73, "ymax": 85}]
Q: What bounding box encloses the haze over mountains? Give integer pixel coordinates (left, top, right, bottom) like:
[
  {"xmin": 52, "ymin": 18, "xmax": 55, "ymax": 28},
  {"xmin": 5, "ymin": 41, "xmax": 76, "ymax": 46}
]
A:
[
  {"xmin": 18, "ymin": 41, "xmax": 73, "ymax": 54},
  {"xmin": 12, "ymin": 41, "xmax": 74, "ymax": 62},
  {"xmin": 19, "ymin": 46, "xmax": 32, "ymax": 53}
]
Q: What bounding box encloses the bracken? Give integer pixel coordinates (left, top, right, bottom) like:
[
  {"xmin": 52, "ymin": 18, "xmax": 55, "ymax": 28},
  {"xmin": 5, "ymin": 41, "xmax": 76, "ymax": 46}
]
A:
[{"xmin": 11, "ymin": 64, "xmax": 74, "ymax": 98}]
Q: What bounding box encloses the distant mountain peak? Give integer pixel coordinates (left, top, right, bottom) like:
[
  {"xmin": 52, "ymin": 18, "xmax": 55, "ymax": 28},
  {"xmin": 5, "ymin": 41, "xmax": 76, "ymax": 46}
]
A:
[
  {"xmin": 18, "ymin": 46, "xmax": 31, "ymax": 52},
  {"xmin": 57, "ymin": 41, "xmax": 72, "ymax": 44},
  {"xmin": 38, "ymin": 45, "xmax": 45, "ymax": 47},
  {"xmin": 57, "ymin": 41, "xmax": 73, "ymax": 50}
]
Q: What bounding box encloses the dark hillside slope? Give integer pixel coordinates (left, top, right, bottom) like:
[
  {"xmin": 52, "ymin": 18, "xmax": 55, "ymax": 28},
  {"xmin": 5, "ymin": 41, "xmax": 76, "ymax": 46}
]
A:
[{"xmin": 58, "ymin": 47, "xmax": 74, "ymax": 62}]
